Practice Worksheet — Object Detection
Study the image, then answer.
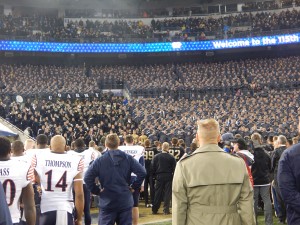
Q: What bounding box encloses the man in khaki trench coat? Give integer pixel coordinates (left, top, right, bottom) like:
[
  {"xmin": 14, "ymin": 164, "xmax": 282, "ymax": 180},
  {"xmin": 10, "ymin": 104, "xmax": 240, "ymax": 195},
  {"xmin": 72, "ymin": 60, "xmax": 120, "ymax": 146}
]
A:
[{"xmin": 172, "ymin": 118, "xmax": 255, "ymax": 225}]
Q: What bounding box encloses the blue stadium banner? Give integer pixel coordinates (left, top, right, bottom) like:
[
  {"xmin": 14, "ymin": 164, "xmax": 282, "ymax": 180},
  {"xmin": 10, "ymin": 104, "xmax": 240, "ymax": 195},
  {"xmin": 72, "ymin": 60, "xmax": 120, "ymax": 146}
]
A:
[{"xmin": 0, "ymin": 33, "xmax": 299, "ymax": 53}]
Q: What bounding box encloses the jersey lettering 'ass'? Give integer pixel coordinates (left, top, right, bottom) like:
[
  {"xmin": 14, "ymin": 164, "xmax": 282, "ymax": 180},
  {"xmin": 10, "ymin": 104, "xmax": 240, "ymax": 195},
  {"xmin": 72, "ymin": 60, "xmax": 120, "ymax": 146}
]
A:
[
  {"xmin": 45, "ymin": 160, "xmax": 71, "ymax": 168},
  {"xmin": 0, "ymin": 168, "xmax": 9, "ymax": 176}
]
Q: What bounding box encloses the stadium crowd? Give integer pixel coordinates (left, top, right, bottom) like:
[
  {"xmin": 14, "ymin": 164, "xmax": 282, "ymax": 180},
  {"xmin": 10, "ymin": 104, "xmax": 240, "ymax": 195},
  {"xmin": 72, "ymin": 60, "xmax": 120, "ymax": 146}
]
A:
[
  {"xmin": 0, "ymin": 64, "xmax": 99, "ymax": 95},
  {"xmin": 1, "ymin": 56, "xmax": 299, "ymax": 97},
  {"xmin": 92, "ymin": 56, "xmax": 300, "ymax": 97},
  {"xmin": 0, "ymin": 56, "xmax": 298, "ymax": 147},
  {"xmin": 1, "ymin": 8, "xmax": 300, "ymax": 42}
]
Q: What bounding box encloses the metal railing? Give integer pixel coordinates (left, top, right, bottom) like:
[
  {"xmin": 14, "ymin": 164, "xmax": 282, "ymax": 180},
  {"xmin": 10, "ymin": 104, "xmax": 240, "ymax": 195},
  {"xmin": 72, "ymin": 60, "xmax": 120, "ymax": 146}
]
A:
[{"xmin": 0, "ymin": 116, "xmax": 35, "ymax": 141}]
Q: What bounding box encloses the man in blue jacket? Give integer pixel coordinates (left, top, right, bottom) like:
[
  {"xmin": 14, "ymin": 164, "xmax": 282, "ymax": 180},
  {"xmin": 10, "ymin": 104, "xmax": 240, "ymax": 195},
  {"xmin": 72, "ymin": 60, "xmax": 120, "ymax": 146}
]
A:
[
  {"xmin": 84, "ymin": 133, "xmax": 146, "ymax": 225},
  {"xmin": 278, "ymin": 123, "xmax": 300, "ymax": 224},
  {"xmin": 0, "ymin": 181, "xmax": 13, "ymax": 225}
]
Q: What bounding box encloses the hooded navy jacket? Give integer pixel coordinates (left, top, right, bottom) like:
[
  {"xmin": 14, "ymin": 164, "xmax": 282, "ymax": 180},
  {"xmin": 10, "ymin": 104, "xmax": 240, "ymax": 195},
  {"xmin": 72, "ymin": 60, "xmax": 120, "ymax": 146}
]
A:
[
  {"xmin": 278, "ymin": 143, "xmax": 300, "ymax": 225},
  {"xmin": 0, "ymin": 181, "xmax": 13, "ymax": 225},
  {"xmin": 84, "ymin": 150, "xmax": 146, "ymax": 211}
]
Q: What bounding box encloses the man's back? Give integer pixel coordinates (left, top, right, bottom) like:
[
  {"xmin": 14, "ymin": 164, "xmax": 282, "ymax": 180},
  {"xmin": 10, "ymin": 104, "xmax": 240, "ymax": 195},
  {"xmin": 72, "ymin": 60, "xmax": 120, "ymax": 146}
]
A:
[
  {"xmin": 0, "ymin": 159, "xmax": 32, "ymax": 223},
  {"xmin": 86, "ymin": 150, "xmax": 135, "ymax": 211},
  {"xmin": 271, "ymin": 146, "xmax": 286, "ymax": 184},
  {"xmin": 252, "ymin": 147, "xmax": 271, "ymax": 185},
  {"xmin": 0, "ymin": 181, "xmax": 13, "ymax": 225},
  {"xmin": 144, "ymin": 146, "xmax": 159, "ymax": 174},
  {"xmin": 169, "ymin": 145, "xmax": 185, "ymax": 162},
  {"xmin": 278, "ymin": 143, "xmax": 300, "ymax": 224},
  {"xmin": 172, "ymin": 144, "xmax": 255, "ymax": 225},
  {"xmin": 152, "ymin": 152, "xmax": 176, "ymax": 176},
  {"xmin": 68, "ymin": 149, "xmax": 95, "ymax": 180},
  {"xmin": 33, "ymin": 151, "xmax": 83, "ymax": 214}
]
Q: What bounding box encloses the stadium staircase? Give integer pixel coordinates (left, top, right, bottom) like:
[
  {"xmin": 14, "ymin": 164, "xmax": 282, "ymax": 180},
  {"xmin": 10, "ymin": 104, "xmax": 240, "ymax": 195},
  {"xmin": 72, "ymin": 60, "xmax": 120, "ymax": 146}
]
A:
[{"xmin": 0, "ymin": 117, "xmax": 34, "ymax": 142}]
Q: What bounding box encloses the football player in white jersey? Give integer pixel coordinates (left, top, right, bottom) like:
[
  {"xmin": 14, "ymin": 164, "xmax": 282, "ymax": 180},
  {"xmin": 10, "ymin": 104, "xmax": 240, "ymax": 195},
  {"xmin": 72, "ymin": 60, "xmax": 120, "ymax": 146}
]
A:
[
  {"xmin": 24, "ymin": 139, "xmax": 36, "ymax": 152},
  {"xmin": 0, "ymin": 137, "xmax": 36, "ymax": 225},
  {"xmin": 67, "ymin": 138, "xmax": 95, "ymax": 225},
  {"xmin": 11, "ymin": 141, "xmax": 29, "ymax": 162},
  {"xmin": 33, "ymin": 135, "xmax": 84, "ymax": 225},
  {"xmin": 88, "ymin": 141, "xmax": 101, "ymax": 158},
  {"xmin": 11, "ymin": 140, "xmax": 32, "ymax": 225},
  {"xmin": 25, "ymin": 134, "xmax": 50, "ymax": 225},
  {"xmin": 119, "ymin": 135, "xmax": 145, "ymax": 225},
  {"xmin": 25, "ymin": 135, "xmax": 50, "ymax": 159}
]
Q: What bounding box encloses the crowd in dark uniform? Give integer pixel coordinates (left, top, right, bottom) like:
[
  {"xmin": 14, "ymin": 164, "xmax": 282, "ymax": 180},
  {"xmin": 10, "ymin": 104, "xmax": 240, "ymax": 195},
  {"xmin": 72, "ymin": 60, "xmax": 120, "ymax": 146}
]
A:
[{"xmin": 1, "ymin": 55, "xmax": 300, "ymax": 224}]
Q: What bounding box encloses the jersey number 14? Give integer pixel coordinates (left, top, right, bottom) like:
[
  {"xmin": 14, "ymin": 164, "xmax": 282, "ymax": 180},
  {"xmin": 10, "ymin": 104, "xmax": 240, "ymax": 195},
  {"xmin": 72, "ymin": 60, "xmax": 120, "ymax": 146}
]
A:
[{"xmin": 45, "ymin": 170, "xmax": 68, "ymax": 192}]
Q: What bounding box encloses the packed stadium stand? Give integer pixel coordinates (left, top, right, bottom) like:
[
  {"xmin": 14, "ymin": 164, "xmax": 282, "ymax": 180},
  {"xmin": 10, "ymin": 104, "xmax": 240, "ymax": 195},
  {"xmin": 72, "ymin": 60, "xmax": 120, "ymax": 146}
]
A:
[
  {"xmin": 0, "ymin": 55, "xmax": 299, "ymax": 147},
  {"xmin": 1, "ymin": 7, "xmax": 300, "ymax": 42},
  {"xmin": 1, "ymin": 1, "xmax": 300, "ymax": 224}
]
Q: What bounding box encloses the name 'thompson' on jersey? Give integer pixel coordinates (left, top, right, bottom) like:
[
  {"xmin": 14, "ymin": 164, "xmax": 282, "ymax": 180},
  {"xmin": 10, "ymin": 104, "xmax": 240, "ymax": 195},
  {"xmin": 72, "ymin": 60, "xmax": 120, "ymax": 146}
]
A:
[
  {"xmin": 0, "ymin": 159, "xmax": 32, "ymax": 223},
  {"xmin": 33, "ymin": 151, "xmax": 83, "ymax": 214}
]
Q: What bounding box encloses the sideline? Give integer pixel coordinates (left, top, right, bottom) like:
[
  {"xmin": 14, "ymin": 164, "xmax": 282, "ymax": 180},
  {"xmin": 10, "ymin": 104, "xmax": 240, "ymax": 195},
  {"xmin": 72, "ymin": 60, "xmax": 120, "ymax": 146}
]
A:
[{"xmin": 140, "ymin": 218, "xmax": 172, "ymax": 225}]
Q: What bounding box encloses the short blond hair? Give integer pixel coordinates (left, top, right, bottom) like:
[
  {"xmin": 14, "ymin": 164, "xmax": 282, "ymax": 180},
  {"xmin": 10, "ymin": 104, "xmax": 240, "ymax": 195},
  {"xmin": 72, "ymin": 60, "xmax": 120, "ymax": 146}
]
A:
[
  {"xmin": 197, "ymin": 118, "xmax": 220, "ymax": 142},
  {"xmin": 105, "ymin": 134, "xmax": 120, "ymax": 150},
  {"xmin": 162, "ymin": 142, "xmax": 169, "ymax": 151},
  {"xmin": 89, "ymin": 141, "xmax": 95, "ymax": 147},
  {"xmin": 24, "ymin": 139, "xmax": 35, "ymax": 150}
]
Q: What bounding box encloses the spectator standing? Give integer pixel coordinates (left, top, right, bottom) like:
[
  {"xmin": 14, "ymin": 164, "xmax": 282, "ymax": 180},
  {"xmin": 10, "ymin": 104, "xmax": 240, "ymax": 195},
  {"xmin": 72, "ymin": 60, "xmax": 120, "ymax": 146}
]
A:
[
  {"xmin": 278, "ymin": 119, "xmax": 300, "ymax": 225},
  {"xmin": 232, "ymin": 138, "xmax": 254, "ymax": 187},
  {"xmin": 172, "ymin": 119, "xmax": 255, "ymax": 225},
  {"xmin": 251, "ymin": 132, "xmax": 273, "ymax": 225},
  {"xmin": 84, "ymin": 134, "xmax": 146, "ymax": 225},
  {"xmin": 271, "ymin": 135, "xmax": 287, "ymax": 223},
  {"xmin": 151, "ymin": 142, "xmax": 176, "ymax": 215}
]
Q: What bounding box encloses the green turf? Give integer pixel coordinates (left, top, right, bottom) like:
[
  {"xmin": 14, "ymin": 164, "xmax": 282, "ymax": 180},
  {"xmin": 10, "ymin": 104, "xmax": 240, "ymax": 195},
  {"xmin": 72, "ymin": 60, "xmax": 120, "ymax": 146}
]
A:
[{"xmin": 144, "ymin": 214, "xmax": 282, "ymax": 225}]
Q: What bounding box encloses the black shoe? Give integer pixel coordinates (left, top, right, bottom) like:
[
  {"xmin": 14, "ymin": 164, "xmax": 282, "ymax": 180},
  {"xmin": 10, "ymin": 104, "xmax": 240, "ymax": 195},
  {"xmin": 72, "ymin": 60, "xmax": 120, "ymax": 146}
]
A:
[
  {"xmin": 152, "ymin": 211, "xmax": 158, "ymax": 215},
  {"xmin": 163, "ymin": 211, "xmax": 171, "ymax": 215}
]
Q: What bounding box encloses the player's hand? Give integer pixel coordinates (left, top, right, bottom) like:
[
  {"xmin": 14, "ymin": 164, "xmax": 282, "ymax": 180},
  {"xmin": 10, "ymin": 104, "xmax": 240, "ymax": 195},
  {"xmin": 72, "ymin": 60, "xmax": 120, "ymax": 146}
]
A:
[
  {"xmin": 129, "ymin": 187, "xmax": 135, "ymax": 193},
  {"xmin": 140, "ymin": 186, "xmax": 144, "ymax": 192}
]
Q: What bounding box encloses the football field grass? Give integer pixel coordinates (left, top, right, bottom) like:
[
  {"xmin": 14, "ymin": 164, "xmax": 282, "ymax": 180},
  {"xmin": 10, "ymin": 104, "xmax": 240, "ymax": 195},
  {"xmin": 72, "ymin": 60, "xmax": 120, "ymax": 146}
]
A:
[
  {"xmin": 144, "ymin": 212, "xmax": 281, "ymax": 225},
  {"xmin": 91, "ymin": 205, "xmax": 281, "ymax": 225}
]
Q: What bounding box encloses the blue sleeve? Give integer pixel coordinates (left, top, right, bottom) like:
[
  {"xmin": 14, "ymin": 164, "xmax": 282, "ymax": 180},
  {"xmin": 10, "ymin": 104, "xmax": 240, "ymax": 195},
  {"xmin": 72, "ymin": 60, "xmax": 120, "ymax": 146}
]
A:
[
  {"xmin": 278, "ymin": 150, "xmax": 300, "ymax": 214},
  {"xmin": 139, "ymin": 155, "xmax": 145, "ymax": 167},
  {"xmin": 84, "ymin": 158, "xmax": 101, "ymax": 195},
  {"xmin": 130, "ymin": 156, "xmax": 146, "ymax": 190},
  {"xmin": 0, "ymin": 182, "xmax": 13, "ymax": 225},
  {"xmin": 271, "ymin": 150, "xmax": 278, "ymax": 172}
]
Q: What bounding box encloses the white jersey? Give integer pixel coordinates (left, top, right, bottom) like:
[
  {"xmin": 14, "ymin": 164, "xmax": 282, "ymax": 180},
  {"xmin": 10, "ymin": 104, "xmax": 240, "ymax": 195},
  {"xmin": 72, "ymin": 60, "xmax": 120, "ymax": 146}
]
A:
[
  {"xmin": 11, "ymin": 155, "xmax": 31, "ymax": 164},
  {"xmin": 25, "ymin": 148, "xmax": 50, "ymax": 160},
  {"xmin": 0, "ymin": 159, "xmax": 32, "ymax": 223},
  {"xmin": 33, "ymin": 151, "xmax": 83, "ymax": 214},
  {"xmin": 88, "ymin": 147, "xmax": 102, "ymax": 158},
  {"xmin": 67, "ymin": 149, "xmax": 96, "ymax": 183},
  {"xmin": 119, "ymin": 145, "xmax": 145, "ymax": 177}
]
